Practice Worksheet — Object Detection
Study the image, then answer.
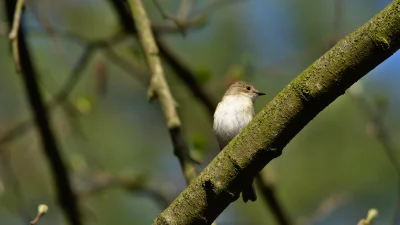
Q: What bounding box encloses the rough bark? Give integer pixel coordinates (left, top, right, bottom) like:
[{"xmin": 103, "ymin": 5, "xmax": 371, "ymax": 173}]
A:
[{"xmin": 153, "ymin": 1, "xmax": 400, "ymax": 224}]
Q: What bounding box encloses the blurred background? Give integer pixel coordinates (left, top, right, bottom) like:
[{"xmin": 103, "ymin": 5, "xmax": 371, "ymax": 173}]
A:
[{"xmin": 0, "ymin": 0, "xmax": 399, "ymax": 224}]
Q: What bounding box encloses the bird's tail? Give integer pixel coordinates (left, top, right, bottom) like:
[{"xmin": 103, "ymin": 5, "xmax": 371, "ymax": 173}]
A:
[{"xmin": 242, "ymin": 182, "xmax": 257, "ymax": 202}]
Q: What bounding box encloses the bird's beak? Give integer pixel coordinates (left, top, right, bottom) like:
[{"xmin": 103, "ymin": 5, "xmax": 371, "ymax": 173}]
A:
[{"xmin": 256, "ymin": 91, "xmax": 266, "ymax": 96}]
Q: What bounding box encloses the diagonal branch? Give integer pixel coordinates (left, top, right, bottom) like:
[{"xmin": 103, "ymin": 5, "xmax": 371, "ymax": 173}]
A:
[
  {"xmin": 5, "ymin": 2, "xmax": 82, "ymax": 224},
  {"xmin": 255, "ymin": 174, "xmax": 290, "ymax": 225},
  {"xmin": 127, "ymin": 0, "xmax": 198, "ymax": 184},
  {"xmin": 178, "ymin": 0, "xmax": 195, "ymax": 19},
  {"xmin": 0, "ymin": 46, "xmax": 94, "ymax": 147},
  {"xmin": 8, "ymin": 0, "xmax": 24, "ymax": 72},
  {"xmin": 153, "ymin": 1, "xmax": 400, "ymax": 224},
  {"xmin": 155, "ymin": 37, "xmax": 217, "ymax": 116},
  {"xmin": 77, "ymin": 172, "xmax": 170, "ymax": 209}
]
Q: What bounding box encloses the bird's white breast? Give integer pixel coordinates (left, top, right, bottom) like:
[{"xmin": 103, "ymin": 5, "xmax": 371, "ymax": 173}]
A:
[{"xmin": 213, "ymin": 95, "xmax": 254, "ymax": 149}]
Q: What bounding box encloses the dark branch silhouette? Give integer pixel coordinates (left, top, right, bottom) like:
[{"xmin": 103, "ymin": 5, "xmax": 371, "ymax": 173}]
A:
[
  {"xmin": 5, "ymin": 1, "xmax": 81, "ymax": 225},
  {"xmin": 255, "ymin": 175, "xmax": 290, "ymax": 225}
]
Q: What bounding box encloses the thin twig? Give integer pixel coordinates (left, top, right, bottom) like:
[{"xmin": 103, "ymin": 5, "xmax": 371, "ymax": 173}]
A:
[
  {"xmin": 255, "ymin": 174, "xmax": 290, "ymax": 225},
  {"xmin": 78, "ymin": 172, "xmax": 170, "ymax": 208},
  {"xmin": 102, "ymin": 47, "xmax": 148, "ymax": 85},
  {"xmin": 357, "ymin": 209, "xmax": 378, "ymax": 225},
  {"xmin": 152, "ymin": 0, "xmax": 187, "ymax": 36},
  {"xmin": 110, "ymin": 0, "xmax": 242, "ymax": 35},
  {"xmin": 156, "ymin": 37, "xmax": 217, "ymax": 116},
  {"xmin": 5, "ymin": 2, "xmax": 82, "ymax": 223},
  {"xmin": 30, "ymin": 204, "xmax": 48, "ymax": 225},
  {"xmin": 178, "ymin": 0, "xmax": 196, "ymax": 19},
  {"xmin": 127, "ymin": 0, "xmax": 198, "ymax": 184},
  {"xmin": 0, "ymin": 46, "xmax": 94, "ymax": 148},
  {"xmin": 8, "ymin": 0, "xmax": 24, "ymax": 72},
  {"xmin": 152, "ymin": 0, "xmax": 245, "ymax": 35},
  {"xmin": 16, "ymin": 27, "xmax": 82, "ymax": 225}
]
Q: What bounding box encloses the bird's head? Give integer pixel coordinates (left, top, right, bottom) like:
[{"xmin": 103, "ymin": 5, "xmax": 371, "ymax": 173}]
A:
[{"xmin": 224, "ymin": 81, "xmax": 265, "ymax": 102}]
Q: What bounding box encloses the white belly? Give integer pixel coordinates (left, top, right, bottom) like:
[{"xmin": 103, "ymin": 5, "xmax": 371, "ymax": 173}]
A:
[{"xmin": 213, "ymin": 96, "xmax": 254, "ymax": 149}]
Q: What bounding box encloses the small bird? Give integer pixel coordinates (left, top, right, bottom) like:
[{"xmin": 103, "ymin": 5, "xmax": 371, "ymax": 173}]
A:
[{"xmin": 213, "ymin": 80, "xmax": 265, "ymax": 202}]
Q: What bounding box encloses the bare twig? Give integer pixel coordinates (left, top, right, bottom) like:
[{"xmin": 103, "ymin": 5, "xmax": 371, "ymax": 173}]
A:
[
  {"xmin": 349, "ymin": 84, "xmax": 400, "ymax": 225},
  {"xmin": 357, "ymin": 209, "xmax": 378, "ymax": 225},
  {"xmin": 102, "ymin": 47, "xmax": 148, "ymax": 85},
  {"xmin": 5, "ymin": 2, "xmax": 82, "ymax": 223},
  {"xmin": 0, "ymin": 46, "xmax": 94, "ymax": 147},
  {"xmin": 255, "ymin": 174, "xmax": 290, "ymax": 225},
  {"xmin": 30, "ymin": 204, "xmax": 49, "ymax": 225},
  {"xmin": 110, "ymin": 0, "xmax": 244, "ymax": 35},
  {"xmin": 127, "ymin": 0, "xmax": 198, "ymax": 184},
  {"xmin": 156, "ymin": 37, "xmax": 217, "ymax": 116},
  {"xmin": 152, "ymin": 0, "xmax": 246, "ymax": 35},
  {"xmin": 178, "ymin": 0, "xmax": 196, "ymax": 19},
  {"xmin": 78, "ymin": 172, "xmax": 170, "ymax": 208},
  {"xmin": 121, "ymin": 8, "xmax": 217, "ymax": 222},
  {"xmin": 152, "ymin": 0, "xmax": 187, "ymax": 36},
  {"xmin": 8, "ymin": 0, "xmax": 24, "ymax": 72},
  {"xmin": 16, "ymin": 30, "xmax": 82, "ymax": 224}
]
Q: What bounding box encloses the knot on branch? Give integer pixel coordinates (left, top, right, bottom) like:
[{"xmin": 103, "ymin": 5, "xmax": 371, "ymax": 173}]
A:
[
  {"xmin": 372, "ymin": 35, "xmax": 390, "ymax": 51},
  {"xmin": 291, "ymin": 81, "xmax": 315, "ymax": 103},
  {"xmin": 226, "ymin": 153, "xmax": 242, "ymax": 173},
  {"xmin": 202, "ymin": 176, "xmax": 216, "ymax": 201}
]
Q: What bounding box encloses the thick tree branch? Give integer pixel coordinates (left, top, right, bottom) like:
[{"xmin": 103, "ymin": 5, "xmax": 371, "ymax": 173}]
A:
[
  {"xmin": 153, "ymin": 1, "xmax": 400, "ymax": 224},
  {"xmin": 127, "ymin": 0, "xmax": 198, "ymax": 184},
  {"xmin": 5, "ymin": 2, "xmax": 81, "ymax": 225}
]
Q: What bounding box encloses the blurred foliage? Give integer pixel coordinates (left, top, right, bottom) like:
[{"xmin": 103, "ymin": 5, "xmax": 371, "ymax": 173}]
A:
[{"xmin": 0, "ymin": 0, "xmax": 400, "ymax": 225}]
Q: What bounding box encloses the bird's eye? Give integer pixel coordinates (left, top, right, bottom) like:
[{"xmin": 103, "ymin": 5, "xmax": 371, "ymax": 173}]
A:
[{"xmin": 245, "ymin": 86, "xmax": 251, "ymax": 90}]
